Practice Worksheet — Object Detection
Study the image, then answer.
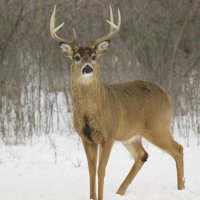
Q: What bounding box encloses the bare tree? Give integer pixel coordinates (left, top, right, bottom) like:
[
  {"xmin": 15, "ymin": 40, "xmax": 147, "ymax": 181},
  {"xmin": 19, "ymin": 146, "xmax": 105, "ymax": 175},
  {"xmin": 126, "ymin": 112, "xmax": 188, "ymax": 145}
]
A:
[{"xmin": 0, "ymin": 0, "xmax": 199, "ymax": 144}]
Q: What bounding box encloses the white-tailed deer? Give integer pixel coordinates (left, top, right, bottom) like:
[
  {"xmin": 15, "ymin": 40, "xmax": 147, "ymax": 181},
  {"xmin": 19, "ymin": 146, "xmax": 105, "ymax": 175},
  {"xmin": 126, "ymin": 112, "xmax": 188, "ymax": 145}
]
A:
[{"xmin": 50, "ymin": 5, "xmax": 185, "ymax": 200}]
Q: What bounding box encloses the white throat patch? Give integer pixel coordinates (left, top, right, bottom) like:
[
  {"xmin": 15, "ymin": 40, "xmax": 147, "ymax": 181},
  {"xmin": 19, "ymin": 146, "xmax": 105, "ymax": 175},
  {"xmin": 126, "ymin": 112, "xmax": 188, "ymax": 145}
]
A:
[{"xmin": 77, "ymin": 72, "xmax": 93, "ymax": 85}]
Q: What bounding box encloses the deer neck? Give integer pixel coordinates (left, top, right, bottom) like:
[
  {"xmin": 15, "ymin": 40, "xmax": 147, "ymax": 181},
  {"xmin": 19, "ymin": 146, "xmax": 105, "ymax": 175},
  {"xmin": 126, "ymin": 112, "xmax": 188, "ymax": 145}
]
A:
[{"xmin": 71, "ymin": 78, "xmax": 106, "ymax": 114}]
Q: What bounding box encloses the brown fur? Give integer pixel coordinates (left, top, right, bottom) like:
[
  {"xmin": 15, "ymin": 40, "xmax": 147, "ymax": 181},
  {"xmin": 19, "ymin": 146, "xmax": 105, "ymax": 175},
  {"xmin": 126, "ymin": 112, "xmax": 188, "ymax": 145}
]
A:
[{"xmin": 75, "ymin": 46, "xmax": 94, "ymax": 57}]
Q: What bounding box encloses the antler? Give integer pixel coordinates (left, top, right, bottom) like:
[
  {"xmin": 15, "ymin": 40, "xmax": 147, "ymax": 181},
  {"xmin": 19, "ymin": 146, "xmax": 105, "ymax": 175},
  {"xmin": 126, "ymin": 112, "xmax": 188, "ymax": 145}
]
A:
[
  {"xmin": 91, "ymin": 5, "xmax": 121, "ymax": 46},
  {"xmin": 50, "ymin": 5, "xmax": 77, "ymax": 45}
]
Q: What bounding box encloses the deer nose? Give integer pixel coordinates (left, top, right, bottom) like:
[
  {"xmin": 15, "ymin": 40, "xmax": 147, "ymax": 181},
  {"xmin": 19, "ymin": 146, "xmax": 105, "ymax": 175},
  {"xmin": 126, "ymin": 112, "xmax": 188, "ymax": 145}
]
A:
[{"xmin": 82, "ymin": 64, "xmax": 93, "ymax": 74}]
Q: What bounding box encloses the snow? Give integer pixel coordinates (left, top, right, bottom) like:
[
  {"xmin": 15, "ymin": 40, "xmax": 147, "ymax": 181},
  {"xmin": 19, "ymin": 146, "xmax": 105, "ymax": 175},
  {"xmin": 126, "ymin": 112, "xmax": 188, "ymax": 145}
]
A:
[{"xmin": 0, "ymin": 133, "xmax": 200, "ymax": 200}]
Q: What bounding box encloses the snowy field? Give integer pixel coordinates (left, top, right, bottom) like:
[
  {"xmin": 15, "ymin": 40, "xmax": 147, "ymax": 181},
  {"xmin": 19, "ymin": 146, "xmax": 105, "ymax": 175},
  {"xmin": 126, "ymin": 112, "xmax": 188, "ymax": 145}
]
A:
[{"xmin": 0, "ymin": 133, "xmax": 200, "ymax": 200}]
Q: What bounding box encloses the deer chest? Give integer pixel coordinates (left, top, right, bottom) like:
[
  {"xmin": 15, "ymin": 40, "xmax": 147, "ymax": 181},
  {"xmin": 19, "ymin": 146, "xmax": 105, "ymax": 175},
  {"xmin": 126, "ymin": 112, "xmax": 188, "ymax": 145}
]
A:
[{"xmin": 73, "ymin": 112, "xmax": 106, "ymax": 144}]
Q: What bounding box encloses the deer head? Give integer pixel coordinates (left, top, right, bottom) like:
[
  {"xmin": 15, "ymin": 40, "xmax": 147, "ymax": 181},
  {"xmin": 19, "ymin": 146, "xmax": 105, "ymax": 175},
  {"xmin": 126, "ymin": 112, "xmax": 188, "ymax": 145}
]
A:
[{"xmin": 50, "ymin": 5, "xmax": 121, "ymax": 85}]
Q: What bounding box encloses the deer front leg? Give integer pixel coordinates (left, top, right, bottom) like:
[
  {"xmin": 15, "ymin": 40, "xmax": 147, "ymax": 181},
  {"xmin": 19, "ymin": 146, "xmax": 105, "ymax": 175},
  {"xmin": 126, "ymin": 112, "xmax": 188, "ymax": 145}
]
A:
[
  {"xmin": 82, "ymin": 140, "xmax": 98, "ymax": 200},
  {"xmin": 98, "ymin": 139, "xmax": 114, "ymax": 200}
]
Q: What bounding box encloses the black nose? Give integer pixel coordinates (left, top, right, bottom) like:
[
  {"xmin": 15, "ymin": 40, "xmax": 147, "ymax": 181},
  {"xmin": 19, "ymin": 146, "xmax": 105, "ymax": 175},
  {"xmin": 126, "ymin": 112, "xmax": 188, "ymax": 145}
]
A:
[{"xmin": 82, "ymin": 65, "xmax": 93, "ymax": 74}]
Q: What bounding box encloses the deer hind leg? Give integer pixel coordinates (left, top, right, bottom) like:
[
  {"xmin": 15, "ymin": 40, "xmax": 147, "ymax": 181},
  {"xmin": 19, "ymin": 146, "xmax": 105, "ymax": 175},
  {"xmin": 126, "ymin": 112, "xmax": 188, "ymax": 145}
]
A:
[
  {"xmin": 117, "ymin": 139, "xmax": 148, "ymax": 196},
  {"xmin": 146, "ymin": 131, "xmax": 185, "ymax": 190},
  {"xmin": 171, "ymin": 139, "xmax": 185, "ymax": 190}
]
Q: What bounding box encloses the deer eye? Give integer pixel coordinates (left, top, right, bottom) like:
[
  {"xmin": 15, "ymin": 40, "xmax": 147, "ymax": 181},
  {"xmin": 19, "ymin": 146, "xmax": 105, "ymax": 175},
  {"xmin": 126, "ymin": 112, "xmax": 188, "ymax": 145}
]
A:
[
  {"xmin": 92, "ymin": 55, "xmax": 96, "ymax": 60},
  {"xmin": 74, "ymin": 55, "xmax": 81, "ymax": 61}
]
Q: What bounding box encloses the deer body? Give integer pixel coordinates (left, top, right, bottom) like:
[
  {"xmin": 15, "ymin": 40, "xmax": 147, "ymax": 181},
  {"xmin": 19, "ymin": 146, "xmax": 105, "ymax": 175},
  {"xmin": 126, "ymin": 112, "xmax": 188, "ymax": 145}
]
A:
[
  {"xmin": 50, "ymin": 5, "xmax": 185, "ymax": 200},
  {"xmin": 72, "ymin": 80, "xmax": 172, "ymax": 144}
]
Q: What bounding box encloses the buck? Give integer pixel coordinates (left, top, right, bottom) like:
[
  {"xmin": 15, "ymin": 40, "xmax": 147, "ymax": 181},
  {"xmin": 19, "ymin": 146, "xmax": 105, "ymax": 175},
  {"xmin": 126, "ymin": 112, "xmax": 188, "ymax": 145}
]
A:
[{"xmin": 50, "ymin": 5, "xmax": 185, "ymax": 200}]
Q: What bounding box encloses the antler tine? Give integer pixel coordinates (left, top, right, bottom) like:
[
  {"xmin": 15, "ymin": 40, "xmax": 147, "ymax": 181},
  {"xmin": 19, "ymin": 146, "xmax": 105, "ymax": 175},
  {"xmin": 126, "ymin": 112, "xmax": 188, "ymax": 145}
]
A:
[
  {"xmin": 117, "ymin": 9, "xmax": 121, "ymax": 29},
  {"xmin": 50, "ymin": 5, "xmax": 73, "ymax": 44},
  {"xmin": 91, "ymin": 6, "xmax": 121, "ymax": 46},
  {"xmin": 107, "ymin": 8, "xmax": 121, "ymax": 31},
  {"xmin": 109, "ymin": 5, "xmax": 114, "ymax": 33},
  {"xmin": 71, "ymin": 28, "xmax": 77, "ymax": 44}
]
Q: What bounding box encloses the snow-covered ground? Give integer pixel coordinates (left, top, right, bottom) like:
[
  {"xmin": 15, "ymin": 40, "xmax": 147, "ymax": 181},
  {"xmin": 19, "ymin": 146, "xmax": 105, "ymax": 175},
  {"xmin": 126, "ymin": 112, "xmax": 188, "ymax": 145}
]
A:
[{"xmin": 0, "ymin": 133, "xmax": 199, "ymax": 200}]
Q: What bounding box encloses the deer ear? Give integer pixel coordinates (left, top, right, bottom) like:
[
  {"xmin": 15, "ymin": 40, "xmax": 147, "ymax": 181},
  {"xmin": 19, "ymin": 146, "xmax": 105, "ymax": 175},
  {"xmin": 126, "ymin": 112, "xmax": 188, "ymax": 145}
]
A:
[
  {"xmin": 95, "ymin": 41, "xmax": 110, "ymax": 56},
  {"xmin": 59, "ymin": 43, "xmax": 74, "ymax": 57}
]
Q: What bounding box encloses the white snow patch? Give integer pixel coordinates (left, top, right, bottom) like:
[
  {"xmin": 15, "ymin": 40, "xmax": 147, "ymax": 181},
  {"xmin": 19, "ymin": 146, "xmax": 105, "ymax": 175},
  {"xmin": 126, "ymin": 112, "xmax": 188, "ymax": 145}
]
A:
[{"xmin": 0, "ymin": 134, "xmax": 200, "ymax": 200}]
